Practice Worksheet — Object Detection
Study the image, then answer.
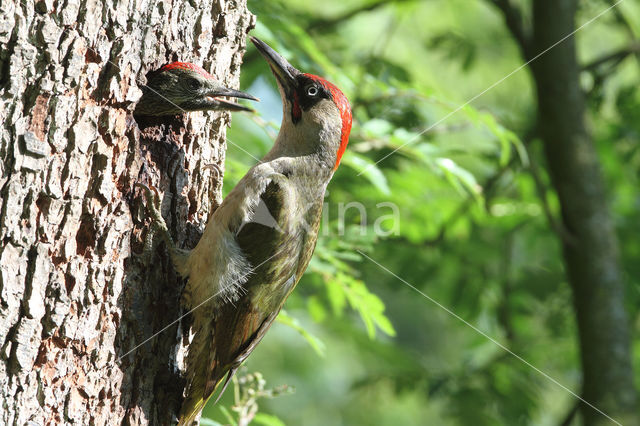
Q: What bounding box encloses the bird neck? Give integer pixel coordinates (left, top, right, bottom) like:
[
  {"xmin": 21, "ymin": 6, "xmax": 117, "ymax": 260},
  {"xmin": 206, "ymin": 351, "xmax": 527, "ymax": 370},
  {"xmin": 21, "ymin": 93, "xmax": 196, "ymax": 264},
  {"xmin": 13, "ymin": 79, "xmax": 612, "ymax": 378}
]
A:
[{"xmin": 263, "ymin": 115, "xmax": 340, "ymax": 180}]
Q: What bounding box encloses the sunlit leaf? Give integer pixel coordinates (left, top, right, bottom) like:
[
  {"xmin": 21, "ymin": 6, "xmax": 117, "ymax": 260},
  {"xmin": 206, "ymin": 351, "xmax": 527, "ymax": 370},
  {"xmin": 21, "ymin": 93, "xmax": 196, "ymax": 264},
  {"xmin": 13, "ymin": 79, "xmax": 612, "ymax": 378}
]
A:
[
  {"xmin": 361, "ymin": 118, "xmax": 395, "ymax": 138},
  {"xmin": 253, "ymin": 413, "xmax": 287, "ymax": 426},
  {"xmin": 330, "ymin": 273, "xmax": 396, "ymax": 338},
  {"xmin": 340, "ymin": 152, "xmax": 391, "ymax": 195},
  {"xmin": 326, "ymin": 279, "xmax": 347, "ymax": 316},
  {"xmin": 199, "ymin": 418, "xmax": 225, "ymax": 426},
  {"xmin": 277, "ymin": 310, "xmax": 326, "ymax": 357},
  {"xmin": 435, "ymin": 157, "xmax": 482, "ymax": 202},
  {"xmin": 307, "ymin": 295, "xmax": 328, "ymax": 322}
]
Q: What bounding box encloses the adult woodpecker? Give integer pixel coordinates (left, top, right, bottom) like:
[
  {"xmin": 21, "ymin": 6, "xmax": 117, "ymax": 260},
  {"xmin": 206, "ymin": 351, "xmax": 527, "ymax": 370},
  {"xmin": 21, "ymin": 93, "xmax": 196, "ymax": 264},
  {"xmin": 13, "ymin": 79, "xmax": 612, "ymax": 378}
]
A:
[
  {"xmin": 134, "ymin": 61, "xmax": 258, "ymax": 116},
  {"xmin": 139, "ymin": 37, "xmax": 352, "ymax": 425}
]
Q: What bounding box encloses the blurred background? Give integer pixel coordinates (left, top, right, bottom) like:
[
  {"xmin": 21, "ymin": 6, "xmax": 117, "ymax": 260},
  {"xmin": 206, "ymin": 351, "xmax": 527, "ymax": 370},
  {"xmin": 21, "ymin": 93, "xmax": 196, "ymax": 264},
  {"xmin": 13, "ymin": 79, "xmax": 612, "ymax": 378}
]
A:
[{"xmin": 203, "ymin": 0, "xmax": 640, "ymax": 424}]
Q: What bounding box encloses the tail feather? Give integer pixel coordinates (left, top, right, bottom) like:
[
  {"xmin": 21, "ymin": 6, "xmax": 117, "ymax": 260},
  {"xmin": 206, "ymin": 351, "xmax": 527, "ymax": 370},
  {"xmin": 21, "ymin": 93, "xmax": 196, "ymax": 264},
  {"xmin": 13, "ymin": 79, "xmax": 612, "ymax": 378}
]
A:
[
  {"xmin": 212, "ymin": 368, "xmax": 237, "ymax": 405},
  {"xmin": 178, "ymin": 317, "xmax": 237, "ymax": 426},
  {"xmin": 178, "ymin": 369, "xmax": 236, "ymax": 426},
  {"xmin": 178, "ymin": 315, "xmax": 214, "ymax": 425},
  {"xmin": 177, "ymin": 396, "xmax": 206, "ymax": 426}
]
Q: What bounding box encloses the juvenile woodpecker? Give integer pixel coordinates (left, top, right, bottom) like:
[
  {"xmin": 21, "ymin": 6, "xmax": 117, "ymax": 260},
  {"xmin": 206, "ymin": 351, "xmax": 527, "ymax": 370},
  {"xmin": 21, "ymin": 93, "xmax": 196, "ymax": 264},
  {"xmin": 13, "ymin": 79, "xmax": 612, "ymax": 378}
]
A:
[
  {"xmin": 134, "ymin": 62, "xmax": 258, "ymax": 116},
  {"xmin": 140, "ymin": 37, "xmax": 352, "ymax": 425}
]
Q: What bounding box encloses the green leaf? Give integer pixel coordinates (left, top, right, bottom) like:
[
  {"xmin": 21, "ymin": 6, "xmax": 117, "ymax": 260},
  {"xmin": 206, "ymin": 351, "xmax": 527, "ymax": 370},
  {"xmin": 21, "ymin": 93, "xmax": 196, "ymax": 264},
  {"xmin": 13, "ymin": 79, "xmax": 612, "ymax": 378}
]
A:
[
  {"xmin": 331, "ymin": 273, "xmax": 396, "ymax": 338},
  {"xmin": 326, "ymin": 279, "xmax": 347, "ymax": 316},
  {"xmin": 435, "ymin": 157, "xmax": 482, "ymax": 202},
  {"xmin": 199, "ymin": 418, "xmax": 225, "ymax": 426},
  {"xmin": 253, "ymin": 413, "xmax": 287, "ymax": 426},
  {"xmin": 277, "ymin": 310, "xmax": 326, "ymax": 357},
  {"xmin": 373, "ymin": 312, "xmax": 396, "ymax": 337},
  {"xmin": 307, "ymin": 295, "xmax": 328, "ymax": 323},
  {"xmin": 474, "ymin": 111, "xmax": 529, "ymax": 167},
  {"xmin": 218, "ymin": 406, "xmax": 237, "ymax": 426},
  {"xmin": 361, "ymin": 118, "xmax": 394, "ymax": 138},
  {"xmin": 341, "ymin": 152, "xmax": 391, "ymax": 195},
  {"xmin": 479, "ymin": 112, "xmax": 511, "ymax": 166}
]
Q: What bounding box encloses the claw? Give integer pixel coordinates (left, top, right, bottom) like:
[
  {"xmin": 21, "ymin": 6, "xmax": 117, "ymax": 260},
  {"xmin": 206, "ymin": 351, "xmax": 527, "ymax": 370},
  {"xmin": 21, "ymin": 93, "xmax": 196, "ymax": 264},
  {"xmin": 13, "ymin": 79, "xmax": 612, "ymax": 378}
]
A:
[
  {"xmin": 202, "ymin": 163, "xmax": 222, "ymax": 181},
  {"xmin": 135, "ymin": 183, "xmax": 164, "ymax": 224},
  {"xmin": 136, "ymin": 182, "xmax": 190, "ymax": 274},
  {"xmin": 202, "ymin": 163, "xmax": 224, "ymax": 213}
]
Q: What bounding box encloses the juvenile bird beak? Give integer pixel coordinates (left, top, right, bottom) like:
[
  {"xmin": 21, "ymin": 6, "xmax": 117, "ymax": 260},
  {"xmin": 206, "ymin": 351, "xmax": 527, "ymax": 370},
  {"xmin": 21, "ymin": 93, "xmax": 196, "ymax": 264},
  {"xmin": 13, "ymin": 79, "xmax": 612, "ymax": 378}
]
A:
[
  {"xmin": 250, "ymin": 36, "xmax": 300, "ymax": 94},
  {"xmin": 206, "ymin": 85, "xmax": 259, "ymax": 112}
]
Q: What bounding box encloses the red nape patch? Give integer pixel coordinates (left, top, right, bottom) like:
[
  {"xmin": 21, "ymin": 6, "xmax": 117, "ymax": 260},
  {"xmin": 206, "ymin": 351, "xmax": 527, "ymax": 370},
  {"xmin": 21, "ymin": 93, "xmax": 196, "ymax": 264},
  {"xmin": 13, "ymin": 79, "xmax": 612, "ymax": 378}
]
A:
[
  {"xmin": 160, "ymin": 62, "xmax": 214, "ymax": 79},
  {"xmin": 304, "ymin": 73, "xmax": 352, "ymax": 171}
]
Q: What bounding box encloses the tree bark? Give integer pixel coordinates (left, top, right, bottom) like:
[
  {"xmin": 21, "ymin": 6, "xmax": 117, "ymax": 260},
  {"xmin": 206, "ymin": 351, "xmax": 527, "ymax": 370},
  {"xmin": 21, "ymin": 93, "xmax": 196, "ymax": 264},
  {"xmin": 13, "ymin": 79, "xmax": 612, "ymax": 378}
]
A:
[
  {"xmin": 527, "ymin": 1, "xmax": 637, "ymax": 424},
  {"xmin": 489, "ymin": 0, "xmax": 638, "ymax": 423},
  {"xmin": 0, "ymin": 0, "xmax": 254, "ymax": 424}
]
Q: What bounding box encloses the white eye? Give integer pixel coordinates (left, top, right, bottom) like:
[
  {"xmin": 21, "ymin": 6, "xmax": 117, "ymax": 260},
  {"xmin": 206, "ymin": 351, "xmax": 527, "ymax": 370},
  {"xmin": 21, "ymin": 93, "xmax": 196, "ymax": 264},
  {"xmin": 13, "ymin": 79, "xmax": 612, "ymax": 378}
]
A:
[{"xmin": 306, "ymin": 85, "xmax": 319, "ymax": 97}]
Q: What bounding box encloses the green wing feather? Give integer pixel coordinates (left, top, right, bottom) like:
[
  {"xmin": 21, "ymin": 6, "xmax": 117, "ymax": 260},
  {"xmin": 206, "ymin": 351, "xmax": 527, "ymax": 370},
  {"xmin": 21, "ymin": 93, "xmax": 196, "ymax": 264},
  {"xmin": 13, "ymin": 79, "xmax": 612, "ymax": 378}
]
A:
[{"xmin": 178, "ymin": 175, "xmax": 323, "ymax": 425}]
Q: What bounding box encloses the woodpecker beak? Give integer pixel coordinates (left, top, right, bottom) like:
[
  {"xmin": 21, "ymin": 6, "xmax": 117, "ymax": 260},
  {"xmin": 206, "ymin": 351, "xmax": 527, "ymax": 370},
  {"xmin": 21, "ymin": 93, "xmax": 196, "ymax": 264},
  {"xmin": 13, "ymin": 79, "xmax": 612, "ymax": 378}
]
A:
[
  {"xmin": 250, "ymin": 36, "xmax": 300, "ymax": 94},
  {"xmin": 205, "ymin": 85, "xmax": 259, "ymax": 112}
]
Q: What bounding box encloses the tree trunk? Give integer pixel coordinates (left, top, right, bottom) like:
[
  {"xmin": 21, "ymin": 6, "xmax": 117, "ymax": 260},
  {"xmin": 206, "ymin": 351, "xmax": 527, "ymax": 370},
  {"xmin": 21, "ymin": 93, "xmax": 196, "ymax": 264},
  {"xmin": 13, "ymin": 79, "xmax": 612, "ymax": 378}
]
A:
[
  {"xmin": 529, "ymin": 1, "xmax": 638, "ymax": 424},
  {"xmin": 0, "ymin": 1, "xmax": 254, "ymax": 424}
]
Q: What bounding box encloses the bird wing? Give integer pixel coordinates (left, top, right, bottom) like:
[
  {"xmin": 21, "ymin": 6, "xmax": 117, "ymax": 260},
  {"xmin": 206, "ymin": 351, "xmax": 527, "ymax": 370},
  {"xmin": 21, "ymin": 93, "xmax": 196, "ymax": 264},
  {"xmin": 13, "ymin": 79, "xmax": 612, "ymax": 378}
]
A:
[{"xmin": 179, "ymin": 174, "xmax": 322, "ymax": 424}]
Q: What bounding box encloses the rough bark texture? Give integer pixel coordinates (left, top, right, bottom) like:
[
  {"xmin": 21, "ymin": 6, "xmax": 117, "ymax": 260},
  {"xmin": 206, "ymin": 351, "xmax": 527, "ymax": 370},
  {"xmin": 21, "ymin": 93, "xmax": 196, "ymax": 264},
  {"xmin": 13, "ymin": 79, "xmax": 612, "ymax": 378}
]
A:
[
  {"xmin": 527, "ymin": 1, "xmax": 637, "ymax": 424},
  {"xmin": 0, "ymin": 0, "xmax": 254, "ymax": 424}
]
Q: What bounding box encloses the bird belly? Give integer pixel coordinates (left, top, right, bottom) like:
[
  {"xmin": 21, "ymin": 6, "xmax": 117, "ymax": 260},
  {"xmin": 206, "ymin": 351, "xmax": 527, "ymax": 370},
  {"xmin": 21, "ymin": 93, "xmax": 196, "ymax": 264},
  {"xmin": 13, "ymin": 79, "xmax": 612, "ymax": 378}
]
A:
[{"xmin": 182, "ymin": 221, "xmax": 251, "ymax": 308}]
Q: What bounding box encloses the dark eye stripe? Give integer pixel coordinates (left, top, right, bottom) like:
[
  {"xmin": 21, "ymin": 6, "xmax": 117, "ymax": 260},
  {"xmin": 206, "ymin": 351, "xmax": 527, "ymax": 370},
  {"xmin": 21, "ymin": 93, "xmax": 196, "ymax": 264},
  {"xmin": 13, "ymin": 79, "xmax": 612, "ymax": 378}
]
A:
[{"xmin": 295, "ymin": 77, "xmax": 331, "ymax": 113}]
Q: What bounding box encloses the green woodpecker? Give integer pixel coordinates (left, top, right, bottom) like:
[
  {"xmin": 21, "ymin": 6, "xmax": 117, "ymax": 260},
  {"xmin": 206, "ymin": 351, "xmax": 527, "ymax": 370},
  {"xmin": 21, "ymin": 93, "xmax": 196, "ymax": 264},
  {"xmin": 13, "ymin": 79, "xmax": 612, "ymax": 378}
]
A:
[
  {"xmin": 134, "ymin": 61, "xmax": 258, "ymax": 116},
  {"xmin": 140, "ymin": 37, "xmax": 352, "ymax": 425}
]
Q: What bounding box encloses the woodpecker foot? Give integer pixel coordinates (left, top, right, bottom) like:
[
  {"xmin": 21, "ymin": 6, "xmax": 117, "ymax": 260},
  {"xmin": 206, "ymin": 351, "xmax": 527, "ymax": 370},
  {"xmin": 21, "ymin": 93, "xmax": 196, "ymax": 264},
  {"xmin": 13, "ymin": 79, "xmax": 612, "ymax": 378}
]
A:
[
  {"xmin": 200, "ymin": 163, "xmax": 226, "ymax": 215},
  {"xmin": 202, "ymin": 163, "xmax": 222, "ymax": 181},
  {"xmin": 136, "ymin": 183, "xmax": 189, "ymax": 273}
]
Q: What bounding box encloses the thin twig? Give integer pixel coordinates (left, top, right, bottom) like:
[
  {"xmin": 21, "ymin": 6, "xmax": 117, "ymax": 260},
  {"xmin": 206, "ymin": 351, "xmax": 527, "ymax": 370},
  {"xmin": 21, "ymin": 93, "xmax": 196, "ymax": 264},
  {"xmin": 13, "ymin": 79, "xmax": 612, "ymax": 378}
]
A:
[
  {"xmin": 582, "ymin": 41, "xmax": 640, "ymax": 71},
  {"xmin": 525, "ymin": 149, "xmax": 577, "ymax": 246},
  {"xmin": 487, "ymin": 0, "xmax": 533, "ymax": 59}
]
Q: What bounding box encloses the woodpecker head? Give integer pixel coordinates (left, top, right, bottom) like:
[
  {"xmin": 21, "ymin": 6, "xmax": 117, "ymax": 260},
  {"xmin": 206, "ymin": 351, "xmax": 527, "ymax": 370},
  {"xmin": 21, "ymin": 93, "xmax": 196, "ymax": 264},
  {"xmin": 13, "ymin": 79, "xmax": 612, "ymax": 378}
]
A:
[
  {"xmin": 251, "ymin": 37, "xmax": 352, "ymax": 171},
  {"xmin": 134, "ymin": 62, "xmax": 258, "ymax": 116}
]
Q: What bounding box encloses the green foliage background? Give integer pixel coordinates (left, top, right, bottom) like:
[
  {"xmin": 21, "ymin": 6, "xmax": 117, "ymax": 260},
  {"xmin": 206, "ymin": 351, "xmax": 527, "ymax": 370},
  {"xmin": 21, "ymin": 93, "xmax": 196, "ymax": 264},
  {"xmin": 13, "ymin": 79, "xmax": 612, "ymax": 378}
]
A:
[{"xmin": 203, "ymin": 0, "xmax": 640, "ymax": 424}]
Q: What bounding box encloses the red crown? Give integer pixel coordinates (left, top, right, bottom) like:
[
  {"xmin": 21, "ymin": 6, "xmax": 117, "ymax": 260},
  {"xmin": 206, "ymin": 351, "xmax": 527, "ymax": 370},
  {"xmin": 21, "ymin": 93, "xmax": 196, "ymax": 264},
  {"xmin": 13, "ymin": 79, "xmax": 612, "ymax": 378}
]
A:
[
  {"xmin": 160, "ymin": 62, "xmax": 214, "ymax": 79},
  {"xmin": 304, "ymin": 74, "xmax": 352, "ymax": 170}
]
